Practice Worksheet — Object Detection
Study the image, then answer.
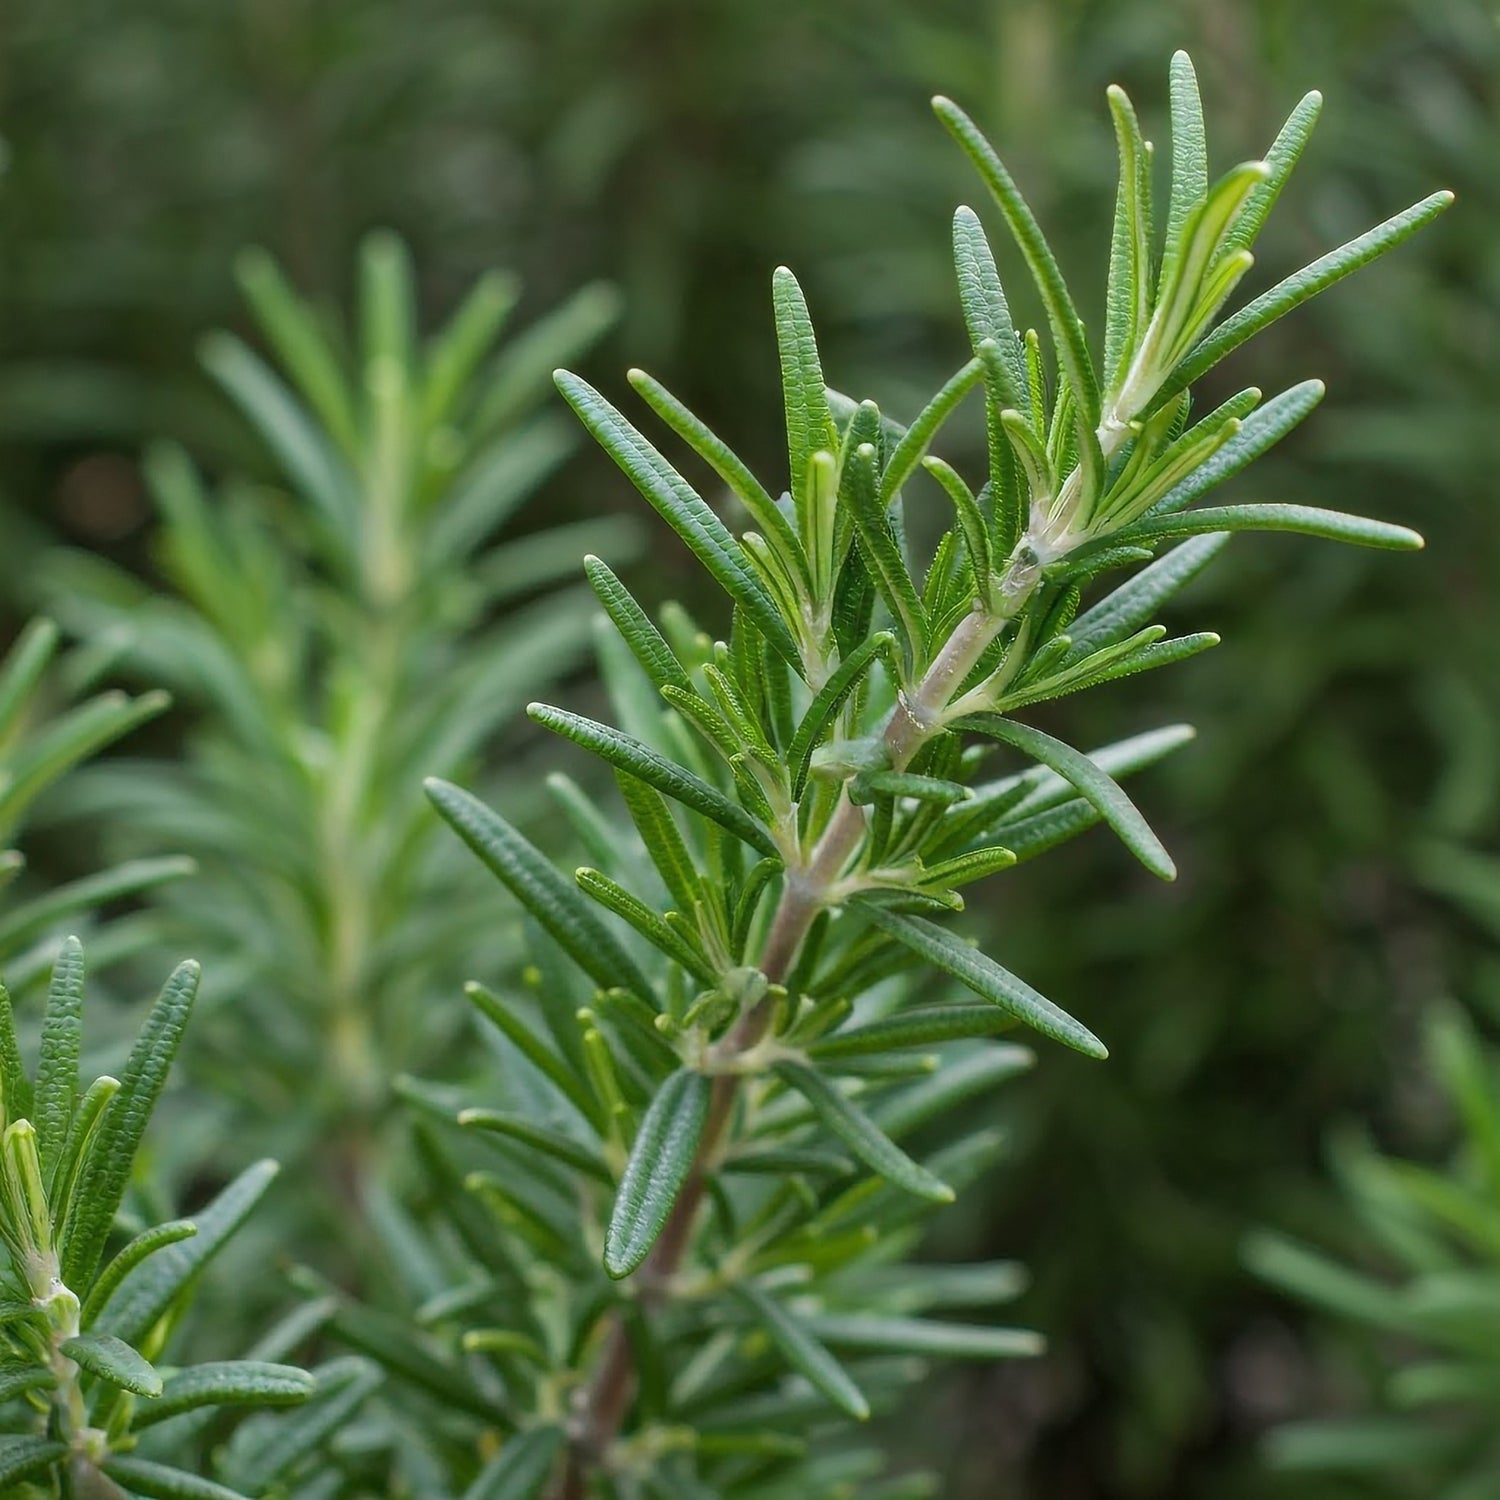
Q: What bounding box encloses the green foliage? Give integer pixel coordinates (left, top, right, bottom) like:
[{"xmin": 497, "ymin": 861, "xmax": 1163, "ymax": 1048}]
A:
[
  {"xmin": 368, "ymin": 54, "xmax": 1442, "ymax": 1498},
  {"xmin": 0, "ymin": 619, "xmax": 184, "ymax": 986},
  {"xmin": 41, "ymin": 234, "xmax": 624, "ymax": 1248},
  {"xmin": 0, "ymin": 940, "xmax": 313, "ymax": 1497},
  {"xmin": 1247, "ymin": 998, "xmax": 1500, "ymax": 1495}
]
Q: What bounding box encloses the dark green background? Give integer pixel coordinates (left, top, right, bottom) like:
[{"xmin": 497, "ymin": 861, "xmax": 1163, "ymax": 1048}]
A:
[{"xmin": 1, "ymin": 1, "xmax": 1493, "ymax": 1495}]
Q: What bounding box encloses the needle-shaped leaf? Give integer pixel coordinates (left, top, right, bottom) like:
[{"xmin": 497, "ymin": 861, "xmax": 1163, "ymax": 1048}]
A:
[
  {"xmin": 576, "ymin": 867, "xmax": 719, "ymax": 984},
  {"xmin": 845, "ymin": 445, "xmax": 928, "ymax": 662},
  {"xmin": 81, "ymin": 1219, "xmax": 196, "ymax": 1328},
  {"xmin": 810, "ymin": 1006, "xmax": 1024, "ymax": 1059},
  {"xmin": 773, "ymin": 267, "xmax": 839, "ymax": 510},
  {"xmin": 858, "ymin": 906, "xmax": 1107, "ymax": 1058},
  {"xmin": 1167, "ymin": 191, "xmax": 1455, "ymax": 395},
  {"xmin": 584, "ymin": 555, "xmax": 692, "ymax": 693},
  {"xmin": 0, "ymin": 1437, "xmax": 67, "ymax": 1489},
  {"xmin": 878, "ymin": 358, "xmax": 984, "ymax": 506},
  {"xmin": 787, "ymin": 632, "xmax": 893, "ymax": 799},
  {"xmin": 103, "ymin": 1456, "xmax": 254, "ymax": 1500},
  {"xmin": 36, "ymin": 935, "xmax": 84, "ymax": 1180},
  {"xmin": 1117, "ymin": 502, "xmax": 1424, "ymax": 552},
  {"xmin": 807, "ymin": 1314, "xmax": 1043, "ymax": 1360},
  {"xmin": 605, "ymin": 1068, "xmax": 711, "ymax": 1278},
  {"xmin": 961, "ymin": 716, "xmax": 1176, "ymax": 879},
  {"xmin": 556, "ymin": 372, "xmax": 801, "ymax": 668},
  {"xmin": 731, "ymin": 1280, "xmax": 870, "ymax": 1421},
  {"xmin": 466, "ymin": 983, "xmax": 605, "ymax": 1131},
  {"xmin": 0, "ymin": 617, "xmax": 59, "ymax": 741},
  {"xmin": 1224, "ymin": 90, "xmax": 1323, "ymax": 256},
  {"xmin": 60, "ymin": 1332, "xmax": 162, "ymax": 1396},
  {"xmin": 132, "ymin": 1361, "xmax": 315, "ymax": 1430},
  {"xmin": 1165, "ymin": 52, "xmax": 1209, "ymax": 264},
  {"xmin": 463, "ymin": 1425, "xmax": 567, "ymax": 1500},
  {"xmin": 528, "ymin": 705, "xmax": 776, "ymax": 856},
  {"xmin": 773, "ymin": 1060, "xmax": 953, "ymax": 1202},
  {"xmin": 1066, "ymin": 534, "xmax": 1229, "ymax": 658},
  {"xmin": 1104, "ymin": 85, "xmax": 1153, "ymax": 389},
  {"xmin": 425, "ymin": 778, "xmax": 655, "ymax": 1001},
  {"xmin": 459, "ymin": 1109, "xmax": 612, "ymax": 1183},
  {"xmin": 61, "ymin": 960, "xmax": 199, "ymax": 1289}
]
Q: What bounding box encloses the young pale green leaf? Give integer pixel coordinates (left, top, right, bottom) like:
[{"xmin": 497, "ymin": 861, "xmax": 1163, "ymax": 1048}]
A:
[
  {"xmin": 459, "ymin": 1109, "xmax": 612, "ymax": 1183},
  {"xmin": 960, "ymin": 717, "xmax": 1176, "ymax": 880},
  {"xmin": 0, "ymin": 1437, "xmax": 67, "ymax": 1488},
  {"xmin": 605, "ymin": 1067, "xmax": 711, "ymax": 1278},
  {"xmin": 61, "ymin": 959, "xmax": 200, "ymax": 1289},
  {"xmin": 583, "ymin": 556, "xmax": 693, "ymax": 694},
  {"xmin": 1118, "ymin": 502, "xmax": 1424, "ymax": 552},
  {"xmin": 97, "ymin": 1161, "xmax": 279, "ymax": 1345},
  {"xmin": 555, "ymin": 372, "xmax": 801, "ymax": 667},
  {"xmin": 528, "ymin": 705, "xmax": 776, "ymax": 856},
  {"xmin": 1167, "ymin": 190, "xmax": 1455, "ymax": 394},
  {"xmin": 808, "ymin": 1313, "xmax": 1043, "ymax": 1360},
  {"xmin": 81, "ymin": 1219, "xmax": 196, "ymax": 1328},
  {"xmin": 425, "ymin": 779, "xmax": 655, "ymax": 1002},
  {"xmin": 772, "ymin": 1060, "xmax": 953, "ymax": 1202},
  {"xmin": 463, "ymin": 1426, "xmax": 567, "ymax": 1500},
  {"xmin": 60, "ymin": 1332, "xmax": 162, "ymax": 1396},
  {"xmin": 810, "ymin": 1006, "xmax": 1023, "ymax": 1060},
  {"xmin": 1103, "ymin": 85, "xmax": 1153, "ymax": 389},
  {"xmin": 103, "ymin": 1456, "xmax": 254, "ymax": 1500},
  {"xmin": 858, "ymin": 906, "xmax": 1106, "ymax": 1058},
  {"xmin": 36, "ymin": 935, "xmax": 84, "ymax": 1180},
  {"xmin": 999, "ymin": 406, "xmax": 1055, "ymax": 503},
  {"xmin": 731, "ymin": 1281, "xmax": 870, "ymax": 1421},
  {"xmin": 132, "ymin": 1361, "xmax": 315, "ymax": 1430},
  {"xmin": 934, "ymin": 98, "xmax": 1101, "ymax": 437},
  {"xmin": 878, "ymin": 359, "xmax": 984, "ymax": 506}
]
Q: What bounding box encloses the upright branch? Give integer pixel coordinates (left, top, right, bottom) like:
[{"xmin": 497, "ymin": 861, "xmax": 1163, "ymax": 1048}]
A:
[{"xmin": 426, "ymin": 50, "xmax": 1448, "ymax": 1500}]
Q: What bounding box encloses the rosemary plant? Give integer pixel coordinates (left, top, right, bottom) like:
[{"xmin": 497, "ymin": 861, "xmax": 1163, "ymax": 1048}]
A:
[
  {"xmin": 42, "ymin": 236, "xmax": 627, "ymax": 1240},
  {"xmin": 0, "ymin": 940, "xmax": 314, "ymax": 1499},
  {"xmin": 0, "ymin": 620, "xmax": 186, "ymax": 988},
  {"xmin": 403, "ymin": 52, "xmax": 1448, "ymax": 1500}
]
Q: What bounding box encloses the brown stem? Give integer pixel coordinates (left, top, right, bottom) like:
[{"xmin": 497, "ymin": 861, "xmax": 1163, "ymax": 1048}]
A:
[{"xmin": 550, "ymin": 608, "xmax": 1007, "ymax": 1496}]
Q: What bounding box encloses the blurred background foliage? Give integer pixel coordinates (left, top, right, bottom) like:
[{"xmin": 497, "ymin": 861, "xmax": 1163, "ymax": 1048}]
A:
[{"xmin": 0, "ymin": 0, "xmax": 1493, "ymax": 1496}]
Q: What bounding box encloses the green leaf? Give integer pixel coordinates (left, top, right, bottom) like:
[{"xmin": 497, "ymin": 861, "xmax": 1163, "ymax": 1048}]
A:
[
  {"xmin": 878, "ymin": 359, "xmax": 984, "ymax": 506},
  {"xmin": 103, "ymin": 1457, "xmax": 253, "ymax": 1500},
  {"xmin": 0, "ymin": 984, "xmax": 32, "ymax": 1123},
  {"xmin": 0, "ymin": 616, "xmax": 60, "ymax": 742},
  {"xmin": 425, "ymin": 779, "xmax": 656, "ymax": 1002},
  {"xmin": 808, "ymin": 1314, "xmax": 1043, "ymax": 1360},
  {"xmin": 61, "ymin": 960, "xmax": 200, "ymax": 1289},
  {"xmin": 951, "ymin": 208, "xmax": 1028, "ymax": 410},
  {"xmin": 787, "ymin": 632, "xmax": 893, "ymax": 799},
  {"xmin": 1167, "ymin": 190, "xmax": 1455, "ymax": 394},
  {"xmin": 858, "ymin": 906, "xmax": 1106, "ymax": 1059},
  {"xmin": 849, "ymin": 772, "xmax": 970, "ymax": 807},
  {"xmin": 0, "ymin": 1436, "xmax": 66, "ymax": 1488},
  {"xmin": 772, "ymin": 1060, "xmax": 953, "ymax": 1202},
  {"xmin": 960, "ymin": 717, "xmax": 1176, "ymax": 880},
  {"xmin": 846, "ymin": 444, "xmax": 927, "ymax": 660},
  {"xmin": 132, "ymin": 1360, "xmax": 315, "ymax": 1430},
  {"xmin": 459, "ymin": 1109, "xmax": 612, "ymax": 1183},
  {"xmin": 36, "ymin": 935, "xmax": 84, "ymax": 1181},
  {"xmin": 1103, "ymin": 85, "xmax": 1153, "ymax": 390},
  {"xmin": 731, "ymin": 1281, "xmax": 870, "ymax": 1421},
  {"xmin": 81, "ymin": 1219, "xmax": 196, "ymax": 1328},
  {"xmin": 935, "ymin": 96, "xmax": 1102, "ymax": 501},
  {"xmin": 576, "ymin": 868, "xmax": 718, "ymax": 984},
  {"xmin": 810, "ymin": 1006, "xmax": 1025, "ymax": 1059},
  {"xmin": 527, "ymin": 705, "xmax": 776, "ymax": 857},
  {"xmin": 60, "ymin": 1331, "xmax": 162, "ymax": 1396},
  {"xmin": 1165, "ymin": 52, "xmax": 1209, "ymax": 264},
  {"xmin": 98, "ymin": 1161, "xmax": 279, "ymax": 1346},
  {"xmin": 1065, "ymin": 534, "xmax": 1229, "ymax": 658},
  {"xmin": 584, "ymin": 556, "xmax": 693, "ymax": 694},
  {"xmin": 556, "ymin": 372, "xmax": 802, "ymax": 667},
  {"xmin": 463, "ymin": 1426, "xmax": 567, "ymax": 1500},
  {"xmin": 1225, "ymin": 89, "xmax": 1323, "ymax": 256},
  {"xmin": 422, "ymin": 267, "xmax": 520, "ymax": 427},
  {"xmin": 772, "ymin": 266, "xmax": 839, "ymax": 505},
  {"xmin": 466, "ymin": 983, "xmax": 605, "ymax": 1131},
  {"xmin": 605, "ymin": 1067, "xmax": 711, "ymax": 1278},
  {"xmin": 1118, "ymin": 502, "xmax": 1424, "ymax": 552}
]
